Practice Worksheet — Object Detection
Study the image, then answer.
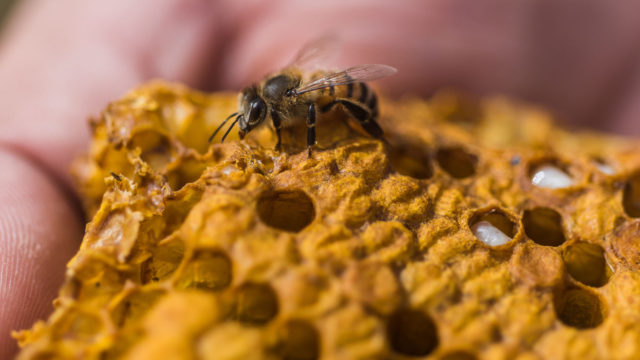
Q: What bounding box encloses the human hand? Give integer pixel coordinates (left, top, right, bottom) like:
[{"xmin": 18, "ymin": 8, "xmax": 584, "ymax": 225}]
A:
[{"xmin": 2, "ymin": 0, "xmax": 640, "ymax": 358}]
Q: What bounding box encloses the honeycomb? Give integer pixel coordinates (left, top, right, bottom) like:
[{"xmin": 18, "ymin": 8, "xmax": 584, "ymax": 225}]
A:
[{"xmin": 13, "ymin": 81, "xmax": 640, "ymax": 360}]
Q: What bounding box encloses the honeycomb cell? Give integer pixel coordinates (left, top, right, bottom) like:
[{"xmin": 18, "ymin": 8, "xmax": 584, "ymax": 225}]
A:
[
  {"xmin": 257, "ymin": 190, "xmax": 315, "ymax": 232},
  {"xmin": 387, "ymin": 309, "xmax": 439, "ymax": 357},
  {"xmin": 522, "ymin": 207, "xmax": 565, "ymax": 247},
  {"xmin": 129, "ymin": 130, "xmax": 172, "ymax": 172},
  {"xmin": 51, "ymin": 309, "xmax": 104, "ymax": 343},
  {"xmin": 563, "ymin": 242, "xmax": 611, "ymax": 287},
  {"xmin": 623, "ymin": 172, "xmax": 640, "ymax": 217},
  {"xmin": 110, "ymin": 289, "xmax": 166, "ymax": 328},
  {"xmin": 175, "ymin": 250, "xmax": 232, "ymax": 291},
  {"xmin": 141, "ymin": 236, "xmax": 185, "ymax": 283},
  {"xmin": 273, "ymin": 320, "xmax": 320, "ymax": 360},
  {"xmin": 511, "ymin": 244, "xmax": 564, "ymax": 288},
  {"xmin": 436, "ymin": 146, "xmax": 477, "ymax": 179},
  {"xmin": 166, "ymin": 158, "xmax": 208, "ymax": 191},
  {"xmin": 469, "ymin": 209, "xmax": 517, "ymax": 247},
  {"xmin": 554, "ymin": 288, "xmax": 605, "ymax": 329},
  {"xmin": 387, "ymin": 141, "xmax": 433, "ymax": 179},
  {"xmin": 235, "ymin": 283, "xmax": 279, "ymax": 325},
  {"xmin": 592, "ymin": 158, "xmax": 615, "ymax": 175}
]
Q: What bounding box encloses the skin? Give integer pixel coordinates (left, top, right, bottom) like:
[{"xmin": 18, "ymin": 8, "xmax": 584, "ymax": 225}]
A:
[{"xmin": 1, "ymin": 0, "xmax": 640, "ymax": 357}]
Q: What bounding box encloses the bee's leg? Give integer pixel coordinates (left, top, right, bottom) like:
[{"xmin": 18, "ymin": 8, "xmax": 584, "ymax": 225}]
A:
[
  {"xmin": 307, "ymin": 103, "xmax": 316, "ymax": 158},
  {"xmin": 324, "ymin": 99, "xmax": 384, "ymax": 138},
  {"xmin": 271, "ymin": 108, "xmax": 282, "ymax": 151}
]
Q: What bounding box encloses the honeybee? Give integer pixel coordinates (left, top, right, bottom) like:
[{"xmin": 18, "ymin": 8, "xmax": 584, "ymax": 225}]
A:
[{"xmin": 209, "ymin": 36, "xmax": 397, "ymax": 157}]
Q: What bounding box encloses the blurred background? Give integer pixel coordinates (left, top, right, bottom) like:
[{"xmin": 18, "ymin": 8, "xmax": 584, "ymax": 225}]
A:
[{"xmin": 0, "ymin": 0, "xmax": 17, "ymax": 29}]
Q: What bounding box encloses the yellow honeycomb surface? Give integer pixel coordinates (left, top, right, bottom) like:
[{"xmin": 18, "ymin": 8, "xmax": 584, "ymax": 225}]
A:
[{"xmin": 13, "ymin": 82, "xmax": 640, "ymax": 360}]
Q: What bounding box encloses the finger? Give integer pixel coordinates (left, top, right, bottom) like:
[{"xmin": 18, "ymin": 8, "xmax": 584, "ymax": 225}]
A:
[
  {"xmin": 0, "ymin": 0, "xmax": 225, "ymax": 187},
  {"xmin": 218, "ymin": 0, "xmax": 640, "ymax": 134},
  {"xmin": 0, "ymin": 148, "xmax": 82, "ymax": 359}
]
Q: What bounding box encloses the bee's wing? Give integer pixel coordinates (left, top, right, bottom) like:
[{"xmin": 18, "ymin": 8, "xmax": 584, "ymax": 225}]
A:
[
  {"xmin": 294, "ymin": 64, "xmax": 397, "ymax": 95},
  {"xmin": 286, "ymin": 34, "xmax": 341, "ymax": 70}
]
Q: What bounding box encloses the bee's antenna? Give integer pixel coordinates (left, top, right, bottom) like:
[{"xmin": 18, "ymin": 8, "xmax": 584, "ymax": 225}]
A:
[
  {"xmin": 209, "ymin": 112, "xmax": 239, "ymax": 142},
  {"xmin": 221, "ymin": 115, "xmax": 242, "ymax": 143}
]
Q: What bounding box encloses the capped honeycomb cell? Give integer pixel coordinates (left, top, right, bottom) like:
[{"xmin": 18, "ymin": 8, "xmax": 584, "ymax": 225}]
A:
[{"xmin": 13, "ymin": 82, "xmax": 640, "ymax": 360}]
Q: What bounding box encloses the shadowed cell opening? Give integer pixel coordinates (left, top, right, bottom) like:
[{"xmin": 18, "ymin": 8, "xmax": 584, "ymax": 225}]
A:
[
  {"xmin": 436, "ymin": 146, "xmax": 477, "ymax": 179},
  {"xmin": 273, "ymin": 320, "xmax": 320, "ymax": 360},
  {"xmin": 523, "ymin": 207, "xmax": 566, "ymax": 247},
  {"xmin": 257, "ymin": 189, "xmax": 315, "ymax": 232},
  {"xmin": 141, "ymin": 236, "xmax": 186, "ymax": 284},
  {"xmin": 387, "ymin": 308, "xmax": 439, "ymax": 357},
  {"xmin": 110, "ymin": 289, "xmax": 166, "ymax": 328},
  {"xmin": 387, "ymin": 141, "xmax": 433, "ymax": 179},
  {"xmin": 563, "ymin": 242, "xmax": 611, "ymax": 287},
  {"xmin": 554, "ymin": 288, "xmax": 605, "ymax": 329},
  {"xmin": 166, "ymin": 158, "xmax": 208, "ymax": 191},
  {"xmin": 235, "ymin": 283, "xmax": 279, "ymax": 325},
  {"xmin": 623, "ymin": 172, "xmax": 640, "ymax": 217},
  {"xmin": 129, "ymin": 130, "xmax": 172, "ymax": 172}
]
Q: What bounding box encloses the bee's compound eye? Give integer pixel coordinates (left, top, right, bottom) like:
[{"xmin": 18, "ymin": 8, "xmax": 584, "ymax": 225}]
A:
[{"xmin": 248, "ymin": 99, "xmax": 266, "ymax": 125}]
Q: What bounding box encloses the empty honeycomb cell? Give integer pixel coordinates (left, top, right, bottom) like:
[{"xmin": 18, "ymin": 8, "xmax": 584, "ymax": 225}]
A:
[
  {"xmin": 273, "ymin": 320, "xmax": 320, "ymax": 360},
  {"xmin": 129, "ymin": 130, "xmax": 172, "ymax": 172},
  {"xmin": 387, "ymin": 141, "xmax": 433, "ymax": 179},
  {"xmin": 166, "ymin": 158, "xmax": 208, "ymax": 191},
  {"xmin": 469, "ymin": 209, "xmax": 517, "ymax": 247},
  {"xmin": 623, "ymin": 172, "xmax": 640, "ymax": 217},
  {"xmin": 235, "ymin": 283, "xmax": 279, "ymax": 325},
  {"xmin": 439, "ymin": 350, "xmax": 478, "ymax": 360},
  {"xmin": 522, "ymin": 207, "xmax": 566, "ymax": 247},
  {"xmin": 110, "ymin": 289, "xmax": 166, "ymax": 328},
  {"xmin": 436, "ymin": 146, "xmax": 477, "ymax": 179},
  {"xmin": 529, "ymin": 163, "xmax": 574, "ymax": 189},
  {"xmin": 51, "ymin": 309, "xmax": 104, "ymax": 343},
  {"xmin": 563, "ymin": 242, "xmax": 611, "ymax": 287},
  {"xmin": 175, "ymin": 250, "xmax": 232, "ymax": 291},
  {"xmin": 141, "ymin": 236, "xmax": 185, "ymax": 283},
  {"xmin": 257, "ymin": 189, "xmax": 315, "ymax": 232},
  {"xmin": 554, "ymin": 288, "xmax": 605, "ymax": 329},
  {"xmin": 387, "ymin": 309, "xmax": 439, "ymax": 357},
  {"xmin": 161, "ymin": 188, "xmax": 204, "ymax": 237}
]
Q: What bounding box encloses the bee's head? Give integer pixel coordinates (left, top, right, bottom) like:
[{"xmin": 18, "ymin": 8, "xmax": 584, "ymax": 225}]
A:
[{"xmin": 238, "ymin": 86, "xmax": 267, "ymax": 139}]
